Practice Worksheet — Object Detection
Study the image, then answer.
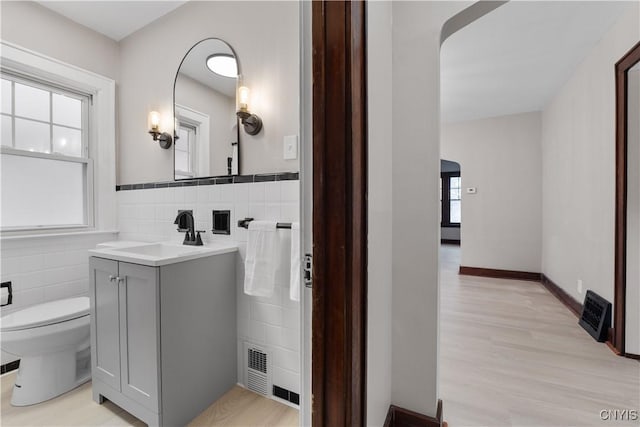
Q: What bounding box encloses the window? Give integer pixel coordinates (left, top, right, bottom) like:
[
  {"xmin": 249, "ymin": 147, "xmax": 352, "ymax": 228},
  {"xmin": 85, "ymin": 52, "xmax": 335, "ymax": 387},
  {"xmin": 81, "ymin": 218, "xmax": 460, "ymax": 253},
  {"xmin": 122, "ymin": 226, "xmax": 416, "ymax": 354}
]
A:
[
  {"xmin": 1, "ymin": 71, "xmax": 93, "ymax": 230},
  {"xmin": 440, "ymin": 172, "xmax": 461, "ymax": 227},
  {"xmin": 175, "ymin": 121, "xmax": 196, "ymax": 179}
]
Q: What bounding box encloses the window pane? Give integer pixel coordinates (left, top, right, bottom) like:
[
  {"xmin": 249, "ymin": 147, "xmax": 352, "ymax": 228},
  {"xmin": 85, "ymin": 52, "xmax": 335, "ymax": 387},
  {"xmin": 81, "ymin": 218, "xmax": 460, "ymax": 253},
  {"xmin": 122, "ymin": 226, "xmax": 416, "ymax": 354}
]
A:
[
  {"xmin": 53, "ymin": 93, "xmax": 82, "ymax": 128},
  {"xmin": 177, "ymin": 127, "xmax": 189, "ymax": 146},
  {"xmin": 15, "ymin": 83, "xmax": 50, "ymax": 121},
  {"xmin": 1, "ymin": 115, "xmax": 12, "ymax": 146},
  {"xmin": 175, "ymin": 129, "xmax": 189, "ymax": 152},
  {"xmin": 450, "ymin": 200, "xmax": 461, "ymax": 223},
  {"xmin": 450, "ymin": 188, "xmax": 460, "ymax": 200},
  {"xmin": 15, "ymin": 118, "xmax": 50, "ymax": 153},
  {"xmin": 53, "ymin": 126, "xmax": 82, "ymax": 157},
  {"xmin": 450, "ymin": 177, "xmax": 461, "ymax": 189},
  {"xmin": 175, "ymin": 149, "xmax": 189, "ymax": 172},
  {"xmin": 1, "ymin": 79, "xmax": 11, "ymax": 114},
  {"xmin": 1, "ymin": 153, "xmax": 85, "ymax": 227}
]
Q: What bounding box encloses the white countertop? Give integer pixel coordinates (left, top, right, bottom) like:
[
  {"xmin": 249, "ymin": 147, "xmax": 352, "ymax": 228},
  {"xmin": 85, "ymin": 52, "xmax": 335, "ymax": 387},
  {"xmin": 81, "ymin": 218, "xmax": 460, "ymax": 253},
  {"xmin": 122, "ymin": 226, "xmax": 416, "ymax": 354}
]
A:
[{"xmin": 88, "ymin": 240, "xmax": 238, "ymax": 267}]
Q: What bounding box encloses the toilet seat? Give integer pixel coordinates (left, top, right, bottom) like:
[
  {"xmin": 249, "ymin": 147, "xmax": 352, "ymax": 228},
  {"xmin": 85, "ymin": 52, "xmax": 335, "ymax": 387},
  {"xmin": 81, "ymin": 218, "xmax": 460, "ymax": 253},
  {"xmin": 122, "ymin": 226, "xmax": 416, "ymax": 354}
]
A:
[{"xmin": 0, "ymin": 297, "xmax": 89, "ymax": 332}]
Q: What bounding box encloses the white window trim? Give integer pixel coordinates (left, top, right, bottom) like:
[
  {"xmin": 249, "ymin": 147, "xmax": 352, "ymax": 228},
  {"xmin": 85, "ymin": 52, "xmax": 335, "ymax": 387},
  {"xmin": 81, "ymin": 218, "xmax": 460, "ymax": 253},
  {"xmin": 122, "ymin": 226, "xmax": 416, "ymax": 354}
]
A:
[
  {"xmin": 1, "ymin": 40, "xmax": 117, "ymax": 238},
  {"xmin": 175, "ymin": 104, "xmax": 210, "ymax": 179}
]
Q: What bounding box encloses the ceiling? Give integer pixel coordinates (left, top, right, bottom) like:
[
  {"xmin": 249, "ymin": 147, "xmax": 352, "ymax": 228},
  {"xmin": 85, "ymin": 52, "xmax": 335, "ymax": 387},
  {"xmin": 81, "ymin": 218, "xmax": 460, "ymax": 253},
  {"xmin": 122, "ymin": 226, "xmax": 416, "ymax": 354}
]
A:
[
  {"xmin": 36, "ymin": 1, "xmax": 187, "ymax": 41},
  {"xmin": 441, "ymin": 1, "xmax": 633, "ymax": 123}
]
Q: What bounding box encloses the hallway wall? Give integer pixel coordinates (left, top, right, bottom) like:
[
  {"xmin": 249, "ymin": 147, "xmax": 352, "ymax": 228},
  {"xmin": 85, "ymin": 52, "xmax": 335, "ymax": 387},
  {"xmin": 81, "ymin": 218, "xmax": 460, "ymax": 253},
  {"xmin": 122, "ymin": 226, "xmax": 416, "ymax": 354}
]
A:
[
  {"xmin": 441, "ymin": 111, "xmax": 542, "ymax": 273},
  {"xmin": 390, "ymin": 0, "xmax": 474, "ymax": 418},
  {"xmin": 541, "ymin": 5, "xmax": 639, "ymax": 315}
]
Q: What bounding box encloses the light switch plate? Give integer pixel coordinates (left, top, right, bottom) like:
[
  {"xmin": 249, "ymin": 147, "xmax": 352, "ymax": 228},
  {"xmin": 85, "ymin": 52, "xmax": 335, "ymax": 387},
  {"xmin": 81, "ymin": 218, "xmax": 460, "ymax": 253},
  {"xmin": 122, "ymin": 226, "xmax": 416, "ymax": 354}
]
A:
[
  {"xmin": 283, "ymin": 135, "xmax": 298, "ymax": 160},
  {"xmin": 466, "ymin": 187, "xmax": 477, "ymax": 194}
]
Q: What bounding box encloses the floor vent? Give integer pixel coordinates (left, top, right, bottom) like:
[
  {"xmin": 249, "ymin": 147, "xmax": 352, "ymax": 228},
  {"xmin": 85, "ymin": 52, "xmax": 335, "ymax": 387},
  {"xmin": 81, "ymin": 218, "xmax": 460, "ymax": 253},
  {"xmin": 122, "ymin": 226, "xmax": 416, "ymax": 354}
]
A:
[
  {"xmin": 273, "ymin": 385, "xmax": 300, "ymax": 406},
  {"xmin": 244, "ymin": 342, "xmax": 270, "ymax": 396},
  {"xmin": 579, "ymin": 290, "xmax": 611, "ymax": 342}
]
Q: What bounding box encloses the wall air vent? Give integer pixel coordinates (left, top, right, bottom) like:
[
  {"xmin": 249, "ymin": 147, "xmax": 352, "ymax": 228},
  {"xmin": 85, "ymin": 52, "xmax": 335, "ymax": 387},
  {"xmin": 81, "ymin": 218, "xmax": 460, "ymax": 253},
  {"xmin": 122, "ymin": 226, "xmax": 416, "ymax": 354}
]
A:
[
  {"xmin": 244, "ymin": 342, "xmax": 270, "ymax": 396},
  {"xmin": 579, "ymin": 290, "xmax": 611, "ymax": 342}
]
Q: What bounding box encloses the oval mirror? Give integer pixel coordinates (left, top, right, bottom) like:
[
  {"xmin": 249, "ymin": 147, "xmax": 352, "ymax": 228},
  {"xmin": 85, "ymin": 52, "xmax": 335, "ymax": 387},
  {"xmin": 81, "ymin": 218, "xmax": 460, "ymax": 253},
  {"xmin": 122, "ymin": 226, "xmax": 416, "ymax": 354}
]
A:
[{"xmin": 173, "ymin": 38, "xmax": 240, "ymax": 180}]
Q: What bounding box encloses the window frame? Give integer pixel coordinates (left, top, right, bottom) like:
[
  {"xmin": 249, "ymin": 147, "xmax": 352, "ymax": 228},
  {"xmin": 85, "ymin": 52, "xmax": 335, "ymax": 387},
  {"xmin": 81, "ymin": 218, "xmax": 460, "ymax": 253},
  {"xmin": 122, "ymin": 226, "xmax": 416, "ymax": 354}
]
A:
[
  {"xmin": 441, "ymin": 171, "xmax": 461, "ymax": 228},
  {"xmin": 1, "ymin": 71, "xmax": 94, "ymax": 232},
  {"xmin": 174, "ymin": 104, "xmax": 210, "ymax": 180},
  {"xmin": 1, "ymin": 40, "xmax": 116, "ymax": 238},
  {"xmin": 175, "ymin": 120, "xmax": 197, "ymax": 179}
]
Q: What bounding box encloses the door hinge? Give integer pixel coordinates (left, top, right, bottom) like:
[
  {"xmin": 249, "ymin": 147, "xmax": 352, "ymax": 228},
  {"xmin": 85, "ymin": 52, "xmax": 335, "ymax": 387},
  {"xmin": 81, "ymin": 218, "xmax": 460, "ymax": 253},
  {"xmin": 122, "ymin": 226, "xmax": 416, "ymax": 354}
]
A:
[{"xmin": 303, "ymin": 254, "xmax": 313, "ymax": 288}]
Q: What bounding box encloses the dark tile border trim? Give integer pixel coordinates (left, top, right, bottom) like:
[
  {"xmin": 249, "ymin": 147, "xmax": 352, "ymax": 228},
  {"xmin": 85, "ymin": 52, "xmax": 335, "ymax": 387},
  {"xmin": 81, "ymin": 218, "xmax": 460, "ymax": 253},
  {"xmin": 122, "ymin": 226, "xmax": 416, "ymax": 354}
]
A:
[
  {"xmin": 115, "ymin": 172, "xmax": 299, "ymax": 191},
  {"xmin": 540, "ymin": 273, "xmax": 583, "ymax": 318},
  {"xmin": 440, "ymin": 239, "xmax": 460, "ymax": 245},
  {"xmin": 384, "ymin": 400, "xmax": 444, "ymax": 427},
  {"xmin": 459, "ymin": 266, "xmax": 541, "ymax": 282},
  {"xmin": 1, "ymin": 360, "xmax": 20, "ymax": 375}
]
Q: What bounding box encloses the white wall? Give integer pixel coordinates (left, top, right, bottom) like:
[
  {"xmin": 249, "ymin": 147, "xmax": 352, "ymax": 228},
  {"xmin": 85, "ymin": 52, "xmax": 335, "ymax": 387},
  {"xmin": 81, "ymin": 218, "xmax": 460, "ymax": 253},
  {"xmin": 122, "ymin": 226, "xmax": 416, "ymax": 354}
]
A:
[
  {"xmin": 441, "ymin": 112, "xmax": 542, "ymax": 272},
  {"xmin": 0, "ymin": 1, "xmax": 119, "ymax": 81},
  {"xmin": 116, "ymin": 180, "xmax": 301, "ymax": 396},
  {"xmin": 626, "ymin": 68, "xmax": 640, "ymax": 355},
  {"xmin": 367, "ymin": 2, "xmax": 393, "ymax": 424},
  {"xmin": 117, "ymin": 1, "xmax": 299, "ymax": 185},
  {"xmin": 541, "ymin": 6, "xmax": 639, "ymax": 312},
  {"xmin": 390, "ymin": 0, "xmax": 474, "ymax": 418}
]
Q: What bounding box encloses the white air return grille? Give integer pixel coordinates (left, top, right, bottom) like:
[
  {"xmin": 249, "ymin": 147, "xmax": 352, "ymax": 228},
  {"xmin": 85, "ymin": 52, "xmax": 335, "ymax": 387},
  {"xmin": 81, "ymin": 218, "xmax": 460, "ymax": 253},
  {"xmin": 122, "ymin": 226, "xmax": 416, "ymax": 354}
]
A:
[{"xmin": 244, "ymin": 342, "xmax": 270, "ymax": 396}]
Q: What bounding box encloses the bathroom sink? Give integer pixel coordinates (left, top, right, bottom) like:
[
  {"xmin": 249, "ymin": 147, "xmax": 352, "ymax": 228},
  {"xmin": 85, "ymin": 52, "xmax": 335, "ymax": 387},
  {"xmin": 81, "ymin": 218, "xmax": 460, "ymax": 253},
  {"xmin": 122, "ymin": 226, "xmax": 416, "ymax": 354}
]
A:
[
  {"xmin": 112, "ymin": 243, "xmax": 202, "ymax": 257},
  {"xmin": 88, "ymin": 241, "xmax": 237, "ymax": 267}
]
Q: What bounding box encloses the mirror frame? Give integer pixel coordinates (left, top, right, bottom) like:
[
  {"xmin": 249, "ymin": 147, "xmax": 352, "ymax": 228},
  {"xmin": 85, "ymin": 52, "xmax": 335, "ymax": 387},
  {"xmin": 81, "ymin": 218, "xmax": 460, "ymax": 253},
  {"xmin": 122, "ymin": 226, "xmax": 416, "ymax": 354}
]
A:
[
  {"xmin": 172, "ymin": 37, "xmax": 242, "ymax": 181},
  {"xmin": 614, "ymin": 40, "xmax": 640, "ymax": 356}
]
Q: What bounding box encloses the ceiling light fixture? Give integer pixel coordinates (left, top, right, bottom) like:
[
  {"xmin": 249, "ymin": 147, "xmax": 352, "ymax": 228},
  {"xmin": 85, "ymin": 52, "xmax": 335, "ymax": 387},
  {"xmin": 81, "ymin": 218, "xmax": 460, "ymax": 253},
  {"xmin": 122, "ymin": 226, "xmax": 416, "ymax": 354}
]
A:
[{"xmin": 206, "ymin": 54, "xmax": 238, "ymax": 78}]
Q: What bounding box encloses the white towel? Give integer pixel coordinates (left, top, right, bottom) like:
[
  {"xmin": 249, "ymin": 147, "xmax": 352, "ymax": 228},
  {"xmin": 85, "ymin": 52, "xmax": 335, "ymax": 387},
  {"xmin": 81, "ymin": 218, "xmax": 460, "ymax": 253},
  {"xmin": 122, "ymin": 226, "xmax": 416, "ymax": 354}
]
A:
[
  {"xmin": 244, "ymin": 221, "xmax": 279, "ymax": 297},
  {"xmin": 289, "ymin": 222, "xmax": 301, "ymax": 301}
]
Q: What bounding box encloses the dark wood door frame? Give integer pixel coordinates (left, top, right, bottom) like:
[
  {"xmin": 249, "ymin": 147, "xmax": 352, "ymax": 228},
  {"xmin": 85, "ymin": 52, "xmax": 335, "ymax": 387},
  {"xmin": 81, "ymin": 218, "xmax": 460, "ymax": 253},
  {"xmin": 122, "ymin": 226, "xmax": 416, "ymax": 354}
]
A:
[
  {"xmin": 312, "ymin": 1, "xmax": 367, "ymax": 426},
  {"xmin": 614, "ymin": 41, "xmax": 640, "ymax": 356}
]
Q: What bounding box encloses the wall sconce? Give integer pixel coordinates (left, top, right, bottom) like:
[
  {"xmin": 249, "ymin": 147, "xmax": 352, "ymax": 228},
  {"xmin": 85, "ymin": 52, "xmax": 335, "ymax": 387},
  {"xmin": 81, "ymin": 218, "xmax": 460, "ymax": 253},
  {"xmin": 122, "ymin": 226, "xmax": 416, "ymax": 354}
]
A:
[
  {"xmin": 148, "ymin": 111, "xmax": 173, "ymax": 149},
  {"xmin": 236, "ymin": 86, "xmax": 263, "ymax": 136}
]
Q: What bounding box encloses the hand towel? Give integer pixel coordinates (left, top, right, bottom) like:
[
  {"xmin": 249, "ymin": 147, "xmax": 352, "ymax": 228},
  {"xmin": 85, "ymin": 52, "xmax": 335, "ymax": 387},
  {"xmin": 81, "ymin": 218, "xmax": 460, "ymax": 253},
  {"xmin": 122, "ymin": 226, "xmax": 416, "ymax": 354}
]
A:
[
  {"xmin": 289, "ymin": 222, "xmax": 301, "ymax": 301},
  {"xmin": 244, "ymin": 221, "xmax": 279, "ymax": 297}
]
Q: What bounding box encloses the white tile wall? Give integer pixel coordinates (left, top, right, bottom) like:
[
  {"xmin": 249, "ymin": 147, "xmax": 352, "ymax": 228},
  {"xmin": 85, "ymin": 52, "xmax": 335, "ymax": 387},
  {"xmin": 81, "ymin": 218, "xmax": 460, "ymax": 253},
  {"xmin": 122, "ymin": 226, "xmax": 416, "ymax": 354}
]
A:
[
  {"xmin": 0, "ymin": 231, "xmax": 118, "ymax": 363},
  {"xmin": 117, "ymin": 180, "xmax": 301, "ymax": 396}
]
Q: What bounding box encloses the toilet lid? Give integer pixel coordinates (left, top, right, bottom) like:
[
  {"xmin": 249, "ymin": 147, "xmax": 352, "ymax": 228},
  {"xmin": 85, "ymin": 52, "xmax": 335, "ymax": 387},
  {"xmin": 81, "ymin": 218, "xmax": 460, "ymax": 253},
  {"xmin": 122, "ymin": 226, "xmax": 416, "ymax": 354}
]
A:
[{"xmin": 0, "ymin": 297, "xmax": 89, "ymax": 332}]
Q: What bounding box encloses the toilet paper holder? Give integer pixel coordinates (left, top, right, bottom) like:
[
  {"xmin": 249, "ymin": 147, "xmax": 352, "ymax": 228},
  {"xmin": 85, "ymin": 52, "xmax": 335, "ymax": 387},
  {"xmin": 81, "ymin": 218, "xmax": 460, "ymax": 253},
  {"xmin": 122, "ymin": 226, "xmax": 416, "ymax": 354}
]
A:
[{"xmin": 1, "ymin": 281, "xmax": 13, "ymax": 307}]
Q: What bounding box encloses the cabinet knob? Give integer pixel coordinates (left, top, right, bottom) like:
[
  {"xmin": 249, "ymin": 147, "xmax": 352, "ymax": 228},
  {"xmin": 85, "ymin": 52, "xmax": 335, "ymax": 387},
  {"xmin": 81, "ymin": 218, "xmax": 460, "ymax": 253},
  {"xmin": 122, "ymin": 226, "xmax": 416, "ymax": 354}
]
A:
[{"xmin": 109, "ymin": 275, "xmax": 116, "ymax": 282}]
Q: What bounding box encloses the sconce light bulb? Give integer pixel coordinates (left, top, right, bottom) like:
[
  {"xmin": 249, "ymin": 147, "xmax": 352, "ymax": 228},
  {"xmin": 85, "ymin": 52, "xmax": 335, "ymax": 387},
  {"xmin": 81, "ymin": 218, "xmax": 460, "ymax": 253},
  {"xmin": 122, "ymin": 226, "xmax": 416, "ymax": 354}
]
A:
[
  {"xmin": 238, "ymin": 86, "xmax": 250, "ymax": 112},
  {"xmin": 149, "ymin": 111, "xmax": 160, "ymax": 130}
]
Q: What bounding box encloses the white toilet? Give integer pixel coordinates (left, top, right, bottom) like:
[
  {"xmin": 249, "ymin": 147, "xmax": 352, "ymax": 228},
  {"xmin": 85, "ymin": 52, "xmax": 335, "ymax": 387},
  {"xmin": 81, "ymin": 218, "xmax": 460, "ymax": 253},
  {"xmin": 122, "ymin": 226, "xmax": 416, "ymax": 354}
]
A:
[{"xmin": 0, "ymin": 296, "xmax": 91, "ymax": 406}]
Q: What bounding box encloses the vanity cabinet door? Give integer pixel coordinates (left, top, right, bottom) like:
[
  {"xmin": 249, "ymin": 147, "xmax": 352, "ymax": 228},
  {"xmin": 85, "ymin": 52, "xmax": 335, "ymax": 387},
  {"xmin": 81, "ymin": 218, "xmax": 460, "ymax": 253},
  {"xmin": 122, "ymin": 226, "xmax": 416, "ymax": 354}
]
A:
[
  {"xmin": 118, "ymin": 262, "xmax": 160, "ymax": 412},
  {"xmin": 89, "ymin": 257, "xmax": 121, "ymax": 391}
]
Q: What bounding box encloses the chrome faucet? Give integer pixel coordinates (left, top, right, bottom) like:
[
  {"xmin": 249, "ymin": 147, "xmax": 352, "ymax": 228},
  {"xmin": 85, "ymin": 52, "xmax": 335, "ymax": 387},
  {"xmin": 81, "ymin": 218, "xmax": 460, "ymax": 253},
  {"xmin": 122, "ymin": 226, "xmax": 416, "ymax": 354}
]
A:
[{"xmin": 173, "ymin": 211, "xmax": 205, "ymax": 246}]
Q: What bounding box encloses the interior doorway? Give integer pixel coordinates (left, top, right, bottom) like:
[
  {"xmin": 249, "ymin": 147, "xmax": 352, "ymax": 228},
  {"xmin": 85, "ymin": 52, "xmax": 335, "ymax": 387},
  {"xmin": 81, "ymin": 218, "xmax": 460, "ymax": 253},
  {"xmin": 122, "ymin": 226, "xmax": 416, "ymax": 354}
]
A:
[{"xmin": 440, "ymin": 159, "xmax": 461, "ymax": 245}]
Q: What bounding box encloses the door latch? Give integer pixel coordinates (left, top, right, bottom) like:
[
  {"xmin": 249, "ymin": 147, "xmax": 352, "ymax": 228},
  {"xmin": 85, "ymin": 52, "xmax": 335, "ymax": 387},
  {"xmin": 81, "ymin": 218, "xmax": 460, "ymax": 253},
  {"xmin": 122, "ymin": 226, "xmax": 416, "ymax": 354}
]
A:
[{"xmin": 303, "ymin": 254, "xmax": 313, "ymax": 288}]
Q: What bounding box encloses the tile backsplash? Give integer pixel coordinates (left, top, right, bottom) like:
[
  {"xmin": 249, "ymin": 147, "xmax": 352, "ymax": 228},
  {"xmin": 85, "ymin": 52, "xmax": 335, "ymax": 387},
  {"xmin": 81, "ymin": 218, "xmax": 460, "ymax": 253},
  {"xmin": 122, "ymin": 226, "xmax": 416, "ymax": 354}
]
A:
[{"xmin": 117, "ymin": 180, "xmax": 301, "ymax": 395}]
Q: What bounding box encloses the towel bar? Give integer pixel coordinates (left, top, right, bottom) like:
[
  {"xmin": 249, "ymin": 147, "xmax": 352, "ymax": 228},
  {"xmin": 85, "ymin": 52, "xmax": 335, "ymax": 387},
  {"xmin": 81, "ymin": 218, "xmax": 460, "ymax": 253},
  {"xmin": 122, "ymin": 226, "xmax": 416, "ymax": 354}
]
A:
[{"xmin": 237, "ymin": 217, "xmax": 292, "ymax": 229}]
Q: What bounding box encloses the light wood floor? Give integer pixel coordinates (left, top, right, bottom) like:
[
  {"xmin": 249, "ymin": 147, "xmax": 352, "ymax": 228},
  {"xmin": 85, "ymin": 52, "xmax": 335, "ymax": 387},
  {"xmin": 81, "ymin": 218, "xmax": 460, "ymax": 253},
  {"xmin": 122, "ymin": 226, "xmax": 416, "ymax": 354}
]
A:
[
  {"xmin": 0, "ymin": 374, "xmax": 298, "ymax": 427},
  {"xmin": 439, "ymin": 244, "xmax": 640, "ymax": 427}
]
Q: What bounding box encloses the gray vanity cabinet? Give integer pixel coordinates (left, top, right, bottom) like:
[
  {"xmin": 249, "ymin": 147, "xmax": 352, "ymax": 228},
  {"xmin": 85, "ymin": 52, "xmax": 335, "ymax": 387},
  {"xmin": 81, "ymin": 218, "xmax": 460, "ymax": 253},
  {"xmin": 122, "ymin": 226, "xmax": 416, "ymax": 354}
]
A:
[
  {"xmin": 89, "ymin": 253, "xmax": 236, "ymax": 427},
  {"xmin": 117, "ymin": 262, "xmax": 160, "ymax": 412},
  {"xmin": 89, "ymin": 258, "xmax": 160, "ymax": 418},
  {"xmin": 90, "ymin": 258, "xmax": 121, "ymax": 391}
]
